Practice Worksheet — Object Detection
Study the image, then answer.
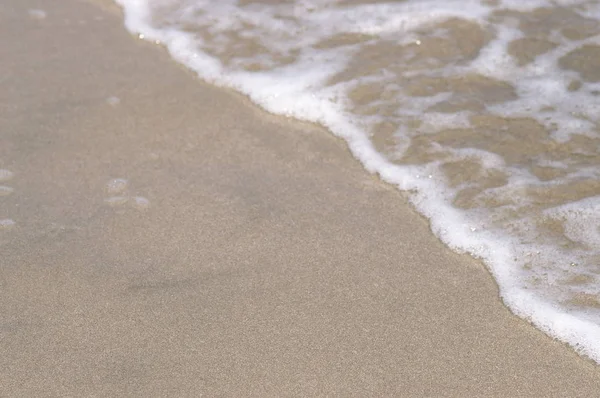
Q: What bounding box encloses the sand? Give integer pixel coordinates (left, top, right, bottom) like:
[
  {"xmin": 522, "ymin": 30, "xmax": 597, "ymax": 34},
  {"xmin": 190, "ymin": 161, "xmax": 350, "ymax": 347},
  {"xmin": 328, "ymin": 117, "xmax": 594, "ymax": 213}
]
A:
[{"xmin": 1, "ymin": 0, "xmax": 600, "ymax": 396}]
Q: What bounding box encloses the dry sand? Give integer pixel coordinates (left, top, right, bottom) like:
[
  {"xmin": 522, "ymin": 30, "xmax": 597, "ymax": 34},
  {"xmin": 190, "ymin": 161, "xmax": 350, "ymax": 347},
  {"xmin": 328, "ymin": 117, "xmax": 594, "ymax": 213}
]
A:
[{"xmin": 1, "ymin": 0, "xmax": 600, "ymax": 396}]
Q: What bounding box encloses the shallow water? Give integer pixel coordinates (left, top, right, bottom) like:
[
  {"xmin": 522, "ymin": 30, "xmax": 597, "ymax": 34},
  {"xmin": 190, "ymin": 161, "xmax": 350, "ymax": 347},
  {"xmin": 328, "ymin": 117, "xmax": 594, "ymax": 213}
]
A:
[{"xmin": 114, "ymin": 0, "xmax": 600, "ymax": 362}]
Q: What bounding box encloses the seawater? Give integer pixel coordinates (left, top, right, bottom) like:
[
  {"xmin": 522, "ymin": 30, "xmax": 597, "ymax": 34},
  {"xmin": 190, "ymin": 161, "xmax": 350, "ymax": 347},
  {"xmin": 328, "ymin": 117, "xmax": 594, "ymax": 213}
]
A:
[{"xmin": 114, "ymin": 0, "xmax": 600, "ymax": 362}]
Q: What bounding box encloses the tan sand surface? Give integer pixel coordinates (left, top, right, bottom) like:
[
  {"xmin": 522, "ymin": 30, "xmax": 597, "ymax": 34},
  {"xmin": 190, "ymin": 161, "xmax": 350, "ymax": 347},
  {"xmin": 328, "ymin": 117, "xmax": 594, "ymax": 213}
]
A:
[{"xmin": 1, "ymin": 0, "xmax": 600, "ymax": 396}]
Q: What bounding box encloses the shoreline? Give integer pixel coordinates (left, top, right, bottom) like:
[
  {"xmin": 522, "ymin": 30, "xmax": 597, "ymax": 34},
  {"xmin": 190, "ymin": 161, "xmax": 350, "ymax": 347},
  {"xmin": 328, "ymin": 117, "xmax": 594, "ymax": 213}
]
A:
[{"xmin": 2, "ymin": 0, "xmax": 600, "ymax": 395}]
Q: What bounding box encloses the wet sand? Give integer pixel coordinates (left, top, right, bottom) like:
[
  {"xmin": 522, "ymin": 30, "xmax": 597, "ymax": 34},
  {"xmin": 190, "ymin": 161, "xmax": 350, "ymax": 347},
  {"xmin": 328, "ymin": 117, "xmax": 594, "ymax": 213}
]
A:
[{"xmin": 1, "ymin": 0, "xmax": 600, "ymax": 396}]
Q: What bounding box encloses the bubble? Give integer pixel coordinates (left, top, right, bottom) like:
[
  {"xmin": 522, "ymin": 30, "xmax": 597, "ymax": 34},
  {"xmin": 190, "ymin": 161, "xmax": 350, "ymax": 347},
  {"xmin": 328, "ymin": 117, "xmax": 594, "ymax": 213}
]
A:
[
  {"xmin": 0, "ymin": 169, "xmax": 14, "ymax": 182},
  {"xmin": 28, "ymin": 9, "xmax": 47, "ymax": 19},
  {"xmin": 106, "ymin": 96, "xmax": 121, "ymax": 106},
  {"xmin": 0, "ymin": 186, "xmax": 13, "ymax": 196},
  {"xmin": 106, "ymin": 178, "xmax": 128, "ymax": 194},
  {"xmin": 131, "ymin": 196, "xmax": 150, "ymax": 211},
  {"xmin": 105, "ymin": 196, "xmax": 129, "ymax": 207},
  {"xmin": 0, "ymin": 219, "xmax": 15, "ymax": 230}
]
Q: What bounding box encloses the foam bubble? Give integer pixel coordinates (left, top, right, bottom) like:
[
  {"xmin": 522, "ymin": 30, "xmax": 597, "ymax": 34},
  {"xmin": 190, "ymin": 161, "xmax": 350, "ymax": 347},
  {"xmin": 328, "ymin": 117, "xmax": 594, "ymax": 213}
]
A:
[
  {"xmin": 0, "ymin": 169, "xmax": 14, "ymax": 182},
  {"xmin": 106, "ymin": 178, "xmax": 128, "ymax": 194},
  {"xmin": 0, "ymin": 186, "xmax": 14, "ymax": 196},
  {"xmin": 28, "ymin": 9, "xmax": 47, "ymax": 20},
  {"xmin": 106, "ymin": 96, "xmax": 121, "ymax": 106},
  {"xmin": 131, "ymin": 196, "xmax": 150, "ymax": 210},
  {"xmin": 0, "ymin": 219, "xmax": 15, "ymax": 230}
]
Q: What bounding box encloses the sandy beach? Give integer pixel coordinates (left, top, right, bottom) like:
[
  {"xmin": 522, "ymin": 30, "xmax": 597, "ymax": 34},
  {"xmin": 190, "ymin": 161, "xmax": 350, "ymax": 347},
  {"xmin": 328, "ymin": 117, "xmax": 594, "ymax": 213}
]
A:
[{"xmin": 2, "ymin": 0, "xmax": 600, "ymax": 396}]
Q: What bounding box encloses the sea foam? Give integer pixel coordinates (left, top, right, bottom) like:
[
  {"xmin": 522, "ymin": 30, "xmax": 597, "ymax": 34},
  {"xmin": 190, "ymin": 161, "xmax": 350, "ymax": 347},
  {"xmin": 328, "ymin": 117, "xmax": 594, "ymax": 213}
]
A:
[{"xmin": 114, "ymin": 0, "xmax": 600, "ymax": 362}]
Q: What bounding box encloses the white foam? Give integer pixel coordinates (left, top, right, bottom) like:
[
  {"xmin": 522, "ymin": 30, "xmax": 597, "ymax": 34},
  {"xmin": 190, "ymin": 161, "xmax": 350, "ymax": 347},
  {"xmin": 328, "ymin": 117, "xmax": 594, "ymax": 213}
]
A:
[
  {"xmin": 545, "ymin": 198, "xmax": 600, "ymax": 250},
  {"xmin": 113, "ymin": 0, "xmax": 600, "ymax": 362}
]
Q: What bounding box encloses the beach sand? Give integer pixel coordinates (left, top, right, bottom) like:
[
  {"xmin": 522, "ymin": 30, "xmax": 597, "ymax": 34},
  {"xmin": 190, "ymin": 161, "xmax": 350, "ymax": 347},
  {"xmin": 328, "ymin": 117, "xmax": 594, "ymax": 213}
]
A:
[{"xmin": 1, "ymin": 0, "xmax": 600, "ymax": 396}]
